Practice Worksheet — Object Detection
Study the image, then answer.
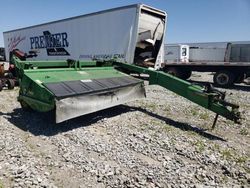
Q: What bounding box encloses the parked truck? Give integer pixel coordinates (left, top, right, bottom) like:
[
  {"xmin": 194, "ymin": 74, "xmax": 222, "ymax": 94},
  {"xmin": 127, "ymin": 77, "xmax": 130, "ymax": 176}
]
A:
[
  {"xmin": 164, "ymin": 43, "xmax": 250, "ymax": 87},
  {"xmin": 3, "ymin": 4, "xmax": 166, "ymax": 70}
]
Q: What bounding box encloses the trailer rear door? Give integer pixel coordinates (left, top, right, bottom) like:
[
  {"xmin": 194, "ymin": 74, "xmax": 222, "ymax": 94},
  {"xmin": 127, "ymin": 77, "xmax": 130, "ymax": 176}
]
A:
[{"xmin": 135, "ymin": 5, "xmax": 166, "ymax": 69}]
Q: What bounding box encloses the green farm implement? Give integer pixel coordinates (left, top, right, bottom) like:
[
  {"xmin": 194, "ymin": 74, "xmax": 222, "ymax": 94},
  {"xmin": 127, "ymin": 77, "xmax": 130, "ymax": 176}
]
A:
[{"xmin": 11, "ymin": 50, "xmax": 240, "ymax": 127}]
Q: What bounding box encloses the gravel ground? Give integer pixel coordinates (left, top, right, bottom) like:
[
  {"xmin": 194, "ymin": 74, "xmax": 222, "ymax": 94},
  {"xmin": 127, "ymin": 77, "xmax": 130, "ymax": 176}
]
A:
[{"xmin": 0, "ymin": 72, "xmax": 249, "ymax": 188}]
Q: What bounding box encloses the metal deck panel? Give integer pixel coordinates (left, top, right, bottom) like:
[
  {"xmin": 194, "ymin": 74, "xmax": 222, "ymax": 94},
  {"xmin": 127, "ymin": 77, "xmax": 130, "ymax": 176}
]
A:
[{"xmin": 43, "ymin": 76, "xmax": 142, "ymax": 98}]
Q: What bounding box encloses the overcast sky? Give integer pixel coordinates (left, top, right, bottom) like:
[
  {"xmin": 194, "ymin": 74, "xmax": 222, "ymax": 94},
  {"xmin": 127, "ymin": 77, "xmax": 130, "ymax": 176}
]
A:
[{"xmin": 0, "ymin": 0, "xmax": 249, "ymax": 47}]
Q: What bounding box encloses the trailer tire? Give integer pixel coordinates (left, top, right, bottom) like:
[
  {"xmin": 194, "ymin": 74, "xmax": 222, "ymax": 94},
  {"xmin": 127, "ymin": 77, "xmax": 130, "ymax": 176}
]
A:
[
  {"xmin": 7, "ymin": 79, "xmax": 15, "ymax": 90},
  {"xmin": 164, "ymin": 67, "xmax": 191, "ymax": 80},
  {"xmin": 182, "ymin": 70, "xmax": 192, "ymax": 80},
  {"xmin": 0, "ymin": 80, "xmax": 3, "ymax": 91},
  {"xmin": 213, "ymin": 71, "xmax": 235, "ymax": 87},
  {"xmin": 164, "ymin": 67, "xmax": 182, "ymax": 78},
  {"xmin": 234, "ymin": 73, "xmax": 246, "ymax": 83}
]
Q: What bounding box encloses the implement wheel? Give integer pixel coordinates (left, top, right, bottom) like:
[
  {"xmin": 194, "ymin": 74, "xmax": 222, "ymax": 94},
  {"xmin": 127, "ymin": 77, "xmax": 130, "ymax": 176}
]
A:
[
  {"xmin": 7, "ymin": 79, "xmax": 15, "ymax": 90},
  {"xmin": 213, "ymin": 71, "xmax": 235, "ymax": 87}
]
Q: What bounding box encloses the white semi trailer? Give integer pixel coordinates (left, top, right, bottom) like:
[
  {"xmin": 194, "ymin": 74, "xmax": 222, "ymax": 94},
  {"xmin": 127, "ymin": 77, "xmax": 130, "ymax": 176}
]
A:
[
  {"xmin": 164, "ymin": 43, "xmax": 250, "ymax": 87},
  {"xmin": 3, "ymin": 4, "xmax": 166, "ymax": 70}
]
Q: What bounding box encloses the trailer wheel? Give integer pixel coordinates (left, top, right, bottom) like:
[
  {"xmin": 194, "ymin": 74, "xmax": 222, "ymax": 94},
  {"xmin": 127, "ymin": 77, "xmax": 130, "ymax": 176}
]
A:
[
  {"xmin": 0, "ymin": 80, "xmax": 3, "ymax": 91},
  {"xmin": 7, "ymin": 79, "xmax": 15, "ymax": 90},
  {"xmin": 182, "ymin": 70, "xmax": 192, "ymax": 80},
  {"xmin": 6, "ymin": 72, "xmax": 14, "ymax": 79},
  {"xmin": 164, "ymin": 67, "xmax": 191, "ymax": 80},
  {"xmin": 213, "ymin": 71, "xmax": 235, "ymax": 87},
  {"xmin": 164, "ymin": 67, "xmax": 182, "ymax": 78},
  {"xmin": 234, "ymin": 73, "xmax": 246, "ymax": 83}
]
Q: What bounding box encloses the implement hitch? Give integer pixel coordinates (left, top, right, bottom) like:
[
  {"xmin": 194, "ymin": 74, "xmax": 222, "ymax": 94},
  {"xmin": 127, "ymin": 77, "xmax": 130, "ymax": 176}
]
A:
[
  {"xmin": 114, "ymin": 62, "xmax": 241, "ymax": 128},
  {"xmin": 203, "ymin": 84, "xmax": 240, "ymax": 129},
  {"xmin": 202, "ymin": 83, "xmax": 240, "ymax": 129}
]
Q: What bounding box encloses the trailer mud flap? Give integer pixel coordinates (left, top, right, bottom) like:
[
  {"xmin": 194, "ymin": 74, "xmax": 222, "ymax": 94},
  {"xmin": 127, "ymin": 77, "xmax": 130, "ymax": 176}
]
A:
[{"xmin": 55, "ymin": 84, "xmax": 145, "ymax": 123}]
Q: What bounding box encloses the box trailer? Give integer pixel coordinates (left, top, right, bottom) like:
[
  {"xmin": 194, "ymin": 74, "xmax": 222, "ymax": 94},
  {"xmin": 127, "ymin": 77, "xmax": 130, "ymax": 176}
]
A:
[
  {"xmin": 3, "ymin": 4, "xmax": 166, "ymax": 70},
  {"xmin": 163, "ymin": 43, "xmax": 250, "ymax": 87},
  {"xmin": 189, "ymin": 47, "xmax": 226, "ymax": 62},
  {"xmin": 189, "ymin": 43, "xmax": 250, "ymax": 62}
]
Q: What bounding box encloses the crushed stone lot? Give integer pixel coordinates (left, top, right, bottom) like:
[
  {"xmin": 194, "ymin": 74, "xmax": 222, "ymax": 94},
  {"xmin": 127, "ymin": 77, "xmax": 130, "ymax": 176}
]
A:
[{"xmin": 0, "ymin": 72, "xmax": 249, "ymax": 188}]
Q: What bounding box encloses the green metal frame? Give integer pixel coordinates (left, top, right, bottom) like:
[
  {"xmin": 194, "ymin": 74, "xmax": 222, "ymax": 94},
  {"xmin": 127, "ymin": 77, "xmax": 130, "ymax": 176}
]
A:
[
  {"xmin": 114, "ymin": 62, "xmax": 240, "ymax": 123},
  {"xmin": 12, "ymin": 54, "xmax": 241, "ymax": 124}
]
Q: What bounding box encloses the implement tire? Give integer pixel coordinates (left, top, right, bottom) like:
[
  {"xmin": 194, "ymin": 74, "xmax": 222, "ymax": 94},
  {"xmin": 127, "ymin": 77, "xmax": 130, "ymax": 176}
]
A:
[
  {"xmin": 7, "ymin": 79, "xmax": 15, "ymax": 90},
  {"xmin": 213, "ymin": 71, "xmax": 235, "ymax": 87}
]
